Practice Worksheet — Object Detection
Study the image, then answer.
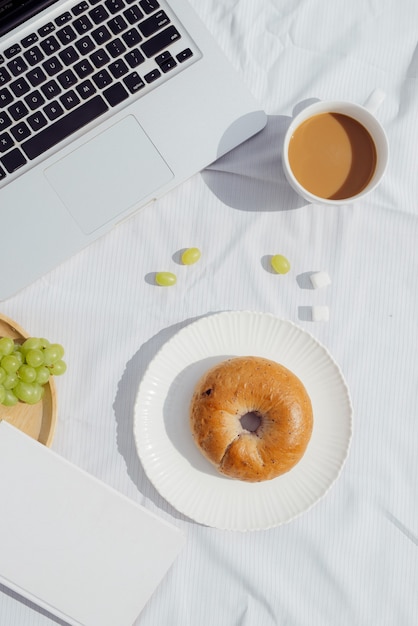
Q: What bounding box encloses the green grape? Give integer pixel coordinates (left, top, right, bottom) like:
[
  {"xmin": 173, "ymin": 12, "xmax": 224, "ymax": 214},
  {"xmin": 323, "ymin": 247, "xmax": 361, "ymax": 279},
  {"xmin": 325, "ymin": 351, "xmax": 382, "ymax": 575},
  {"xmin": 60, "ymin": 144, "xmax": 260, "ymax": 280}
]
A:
[
  {"xmin": 1, "ymin": 353, "xmax": 20, "ymax": 373},
  {"xmin": 3, "ymin": 373, "xmax": 18, "ymax": 389},
  {"xmin": 0, "ymin": 336, "xmax": 67, "ymax": 404},
  {"xmin": 155, "ymin": 272, "xmax": 177, "ymax": 286},
  {"xmin": 21, "ymin": 337, "xmax": 42, "ymax": 352},
  {"xmin": 26, "ymin": 348, "xmax": 45, "ymax": 368},
  {"xmin": 35, "ymin": 366, "xmax": 50, "ymax": 385},
  {"xmin": 18, "ymin": 364, "xmax": 37, "ymax": 383},
  {"xmin": 49, "ymin": 359, "xmax": 67, "ymax": 376},
  {"xmin": 0, "ymin": 337, "xmax": 14, "ymax": 356},
  {"xmin": 2, "ymin": 389, "xmax": 18, "ymax": 406},
  {"xmin": 271, "ymin": 254, "xmax": 291, "ymax": 274},
  {"xmin": 181, "ymin": 247, "xmax": 201, "ymax": 265},
  {"xmin": 43, "ymin": 343, "xmax": 64, "ymax": 366},
  {"xmin": 13, "ymin": 348, "xmax": 24, "ymax": 365},
  {"xmin": 14, "ymin": 381, "xmax": 43, "ymax": 405}
]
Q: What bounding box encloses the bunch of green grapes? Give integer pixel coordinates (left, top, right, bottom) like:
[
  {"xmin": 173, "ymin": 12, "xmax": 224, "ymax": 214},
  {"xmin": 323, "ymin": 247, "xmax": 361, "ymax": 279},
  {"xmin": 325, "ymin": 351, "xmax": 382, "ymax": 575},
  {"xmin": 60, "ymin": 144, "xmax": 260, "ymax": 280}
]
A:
[{"xmin": 0, "ymin": 337, "xmax": 66, "ymax": 407}]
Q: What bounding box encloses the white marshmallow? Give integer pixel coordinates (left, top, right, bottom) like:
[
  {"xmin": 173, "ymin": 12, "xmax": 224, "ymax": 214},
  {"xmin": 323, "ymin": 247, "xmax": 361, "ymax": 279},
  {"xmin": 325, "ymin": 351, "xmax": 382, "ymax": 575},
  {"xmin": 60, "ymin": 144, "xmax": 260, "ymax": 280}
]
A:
[
  {"xmin": 310, "ymin": 271, "xmax": 331, "ymax": 289},
  {"xmin": 312, "ymin": 305, "xmax": 329, "ymax": 322}
]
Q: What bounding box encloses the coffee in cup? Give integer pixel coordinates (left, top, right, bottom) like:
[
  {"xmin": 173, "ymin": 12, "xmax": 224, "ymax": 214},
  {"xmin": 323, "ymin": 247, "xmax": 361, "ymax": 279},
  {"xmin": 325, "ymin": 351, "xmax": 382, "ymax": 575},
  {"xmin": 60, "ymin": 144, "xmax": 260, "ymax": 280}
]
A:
[{"xmin": 282, "ymin": 90, "xmax": 389, "ymax": 204}]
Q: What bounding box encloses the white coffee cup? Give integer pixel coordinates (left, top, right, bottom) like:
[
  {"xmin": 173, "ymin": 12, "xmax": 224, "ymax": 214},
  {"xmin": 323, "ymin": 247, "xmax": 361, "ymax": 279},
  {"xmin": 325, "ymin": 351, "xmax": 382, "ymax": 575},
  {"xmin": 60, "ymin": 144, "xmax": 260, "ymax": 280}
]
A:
[{"xmin": 282, "ymin": 89, "xmax": 389, "ymax": 205}]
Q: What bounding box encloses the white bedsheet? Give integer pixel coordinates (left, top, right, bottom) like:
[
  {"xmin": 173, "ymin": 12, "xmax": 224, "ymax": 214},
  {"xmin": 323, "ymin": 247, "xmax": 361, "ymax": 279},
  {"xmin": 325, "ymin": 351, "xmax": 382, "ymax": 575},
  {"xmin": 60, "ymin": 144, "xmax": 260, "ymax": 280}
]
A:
[{"xmin": 1, "ymin": 0, "xmax": 418, "ymax": 624}]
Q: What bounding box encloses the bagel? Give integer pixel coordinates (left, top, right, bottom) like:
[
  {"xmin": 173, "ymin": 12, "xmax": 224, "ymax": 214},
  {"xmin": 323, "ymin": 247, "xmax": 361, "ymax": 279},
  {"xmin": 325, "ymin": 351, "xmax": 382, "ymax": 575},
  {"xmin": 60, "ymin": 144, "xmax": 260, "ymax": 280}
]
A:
[{"xmin": 189, "ymin": 356, "xmax": 313, "ymax": 482}]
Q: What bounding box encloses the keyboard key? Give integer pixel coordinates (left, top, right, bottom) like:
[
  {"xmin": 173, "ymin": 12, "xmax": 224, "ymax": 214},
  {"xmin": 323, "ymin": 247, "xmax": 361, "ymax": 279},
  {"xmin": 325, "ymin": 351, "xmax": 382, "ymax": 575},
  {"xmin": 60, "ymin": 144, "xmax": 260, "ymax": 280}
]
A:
[
  {"xmin": 0, "ymin": 166, "xmax": 6, "ymax": 180},
  {"xmin": 106, "ymin": 38, "xmax": 126, "ymax": 58},
  {"xmin": 105, "ymin": 0, "xmax": 126, "ymax": 15},
  {"xmin": 155, "ymin": 51, "xmax": 172, "ymax": 64},
  {"xmin": 21, "ymin": 33, "xmax": 39, "ymax": 48},
  {"xmin": 27, "ymin": 67, "xmax": 47, "ymax": 87},
  {"xmin": 0, "ymin": 87, "xmax": 13, "ymax": 106},
  {"xmin": 41, "ymin": 80, "xmax": 62, "ymax": 99},
  {"xmin": 74, "ymin": 15, "xmax": 94, "ymax": 34},
  {"xmin": 159, "ymin": 57, "xmax": 176, "ymax": 72},
  {"xmin": 57, "ymin": 25, "xmax": 77, "ymax": 44},
  {"xmin": 59, "ymin": 45, "xmax": 80, "ymax": 65},
  {"xmin": 8, "ymin": 101, "xmax": 29, "ymax": 121},
  {"xmin": 1, "ymin": 148, "xmax": 26, "ymax": 173},
  {"xmin": 57, "ymin": 69, "xmax": 78, "ymax": 89},
  {"xmin": 74, "ymin": 59, "xmax": 94, "ymax": 78},
  {"xmin": 123, "ymin": 5, "xmax": 143, "ymax": 23},
  {"xmin": 103, "ymin": 81, "xmax": 128, "ymax": 106},
  {"xmin": 122, "ymin": 28, "xmax": 142, "ymax": 47},
  {"xmin": 24, "ymin": 46, "xmax": 45, "ymax": 66},
  {"xmin": 90, "ymin": 49, "xmax": 110, "ymax": 68},
  {"xmin": 139, "ymin": 0, "xmax": 160, "ymax": 14},
  {"xmin": 92, "ymin": 25, "xmax": 112, "ymax": 44},
  {"xmin": 123, "ymin": 71, "xmax": 145, "ymax": 93},
  {"xmin": 7, "ymin": 57, "xmax": 28, "ymax": 76},
  {"xmin": 140, "ymin": 26, "xmax": 180, "ymax": 58},
  {"xmin": 24, "ymin": 90, "xmax": 46, "ymax": 110},
  {"xmin": 72, "ymin": 2, "xmax": 89, "ymax": 16},
  {"xmin": 0, "ymin": 132, "xmax": 14, "ymax": 153},
  {"xmin": 108, "ymin": 59, "xmax": 129, "ymax": 78},
  {"xmin": 40, "ymin": 36, "xmax": 61, "ymax": 55},
  {"xmin": 144, "ymin": 68, "xmax": 160, "ymax": 83},
  {"xmin": 124, "ymin": 48, "xmax": 144, "ymax": 68},
  {"xmin": 38, "ymin": 22, "xmax": 56, "ymax": 37},
  {"xmin": 27, "ymin": 111, "xmax": 48, "ymax": 131},
  {"xmin": 92, "ymin": 68, "xmax": 112, "ymax": 88},
  {"xmin": 155, "ymin": 51, "xmax": 176, "ymax": 72},
  {"xmin": 0, "ymin": 68, "xmax": 11, "ymax": 85},
  {"xmin": 76, "ymin": 79, "xmax": 97, "ymax": 99},
  {"xmin": 42, "ymin": 56, "xmax": 63, "ymax": 76},
  {"xmin": 43, "ymin": 101, "xmax": 64, "ymax": 121},
  {"xmin": 60, "ymin": 90, "xmax": 81, "ymax": 110},
  {"xmin": 55, "ymin": 12, "xmax": 72, "ymax": 26},
  {"xmin": 76, "ymin": 35, "xmax": 96, "ymax": 55},
  {"xmin": 10, "ymin": 77, "xmax": 30, "ymax": 97},
  {"xmin": 176, "ymin": 48, "xmax": 193, "ymax": 63},
  {"xmin": 108, "ymin": 15, "xmax": 128, "ymax": 34},
  {"xmin": 4, "ymin": 44, "xmax": 21, "ymax": 59},
  {"xmin": 89, "ymin": 5, "xmax": 109, "ymax": 24},
  {"xmin": 0, "ymin": 112, "xmax": 12, "ymax": 130},
  {"xmin": 22, "ymin": 95, "xmax": 108, "ymax": 159},
  {"xmin": 139, "ymin": 11, "xmax": 169, "ymax": 37},
  {"xmin": 10, "ymin": 121, "xmax": 31, "ymax": 142}
]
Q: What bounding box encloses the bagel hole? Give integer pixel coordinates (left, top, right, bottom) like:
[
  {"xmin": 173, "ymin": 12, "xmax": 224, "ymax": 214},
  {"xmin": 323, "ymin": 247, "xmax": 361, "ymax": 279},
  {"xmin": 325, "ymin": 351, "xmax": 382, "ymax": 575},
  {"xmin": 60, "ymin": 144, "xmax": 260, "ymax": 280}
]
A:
[{"xmin": 240, "ymin": 411, "xmax": 262, "ymax": 433}]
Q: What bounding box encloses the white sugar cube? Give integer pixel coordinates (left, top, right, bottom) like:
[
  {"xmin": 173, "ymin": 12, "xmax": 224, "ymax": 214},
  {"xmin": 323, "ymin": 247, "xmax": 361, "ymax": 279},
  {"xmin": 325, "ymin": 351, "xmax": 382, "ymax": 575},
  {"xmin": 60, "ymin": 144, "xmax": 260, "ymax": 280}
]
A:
[
  {"xmin": 310, "ymin": 271, "xmax": 331, "ymax": 289},
  {"xmin": 312, "ymin": 305, "xmax": 329, "ymax": 322}
]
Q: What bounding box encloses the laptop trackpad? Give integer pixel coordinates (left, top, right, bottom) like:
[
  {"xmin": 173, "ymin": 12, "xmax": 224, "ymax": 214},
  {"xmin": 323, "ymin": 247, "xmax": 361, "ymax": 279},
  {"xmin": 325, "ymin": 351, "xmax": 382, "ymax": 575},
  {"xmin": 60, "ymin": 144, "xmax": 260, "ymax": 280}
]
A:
[{"xmin": 44, "ymin": 116, "xmax": 174, "ymax": 234}]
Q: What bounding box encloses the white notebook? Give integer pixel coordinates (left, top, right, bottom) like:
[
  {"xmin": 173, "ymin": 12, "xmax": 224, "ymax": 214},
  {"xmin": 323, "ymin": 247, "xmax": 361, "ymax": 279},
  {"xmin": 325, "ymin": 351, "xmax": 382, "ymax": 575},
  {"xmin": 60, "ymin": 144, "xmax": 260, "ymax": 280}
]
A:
[{"xmin": 0, "ymin": 421, "xmax": 185, "ymax": 626}]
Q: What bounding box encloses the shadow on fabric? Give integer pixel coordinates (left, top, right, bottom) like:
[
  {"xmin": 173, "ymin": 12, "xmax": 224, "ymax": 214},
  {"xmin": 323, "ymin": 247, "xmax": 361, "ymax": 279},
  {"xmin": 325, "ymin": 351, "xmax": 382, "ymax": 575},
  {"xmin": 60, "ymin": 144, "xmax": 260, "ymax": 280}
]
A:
[
  {"xmin": 201, "ymin": 114, "xmax": 305, "ymax": 212},
  {"xmin": 113, "ymin": 314, "xmax": 214, "ymax": 524}
]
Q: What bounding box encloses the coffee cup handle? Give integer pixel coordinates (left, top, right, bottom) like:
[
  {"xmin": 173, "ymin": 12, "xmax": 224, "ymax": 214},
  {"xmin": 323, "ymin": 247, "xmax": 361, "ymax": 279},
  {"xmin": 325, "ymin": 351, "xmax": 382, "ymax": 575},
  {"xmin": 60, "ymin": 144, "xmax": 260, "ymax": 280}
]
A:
[{"xmin": 363, "ymin": 88, "xmax": 386, "ymax": 114}]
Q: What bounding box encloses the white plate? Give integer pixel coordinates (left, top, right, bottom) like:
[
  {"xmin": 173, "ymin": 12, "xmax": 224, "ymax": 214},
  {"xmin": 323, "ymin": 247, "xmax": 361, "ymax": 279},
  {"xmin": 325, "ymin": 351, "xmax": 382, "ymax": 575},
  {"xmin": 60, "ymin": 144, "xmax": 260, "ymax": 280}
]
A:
[{"xmin": 133, "ymin": 311, "xmax": 352, "ymax": 531}]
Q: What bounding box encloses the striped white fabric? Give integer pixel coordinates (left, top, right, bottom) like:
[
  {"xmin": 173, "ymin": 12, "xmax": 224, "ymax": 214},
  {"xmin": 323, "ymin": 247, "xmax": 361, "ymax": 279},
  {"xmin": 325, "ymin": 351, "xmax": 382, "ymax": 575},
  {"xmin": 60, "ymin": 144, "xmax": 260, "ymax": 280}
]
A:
[{"xmin": 1, "ymin": 0, "xmax": 418, "ymax": 624}]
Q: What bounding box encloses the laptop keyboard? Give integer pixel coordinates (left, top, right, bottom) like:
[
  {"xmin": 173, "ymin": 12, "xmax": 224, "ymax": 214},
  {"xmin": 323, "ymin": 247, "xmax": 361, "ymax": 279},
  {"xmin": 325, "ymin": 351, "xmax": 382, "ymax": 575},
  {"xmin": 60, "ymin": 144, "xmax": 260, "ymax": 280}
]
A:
[{"xmin": 0, "ymin": 0, "xmax": 198, "ymax": 184}]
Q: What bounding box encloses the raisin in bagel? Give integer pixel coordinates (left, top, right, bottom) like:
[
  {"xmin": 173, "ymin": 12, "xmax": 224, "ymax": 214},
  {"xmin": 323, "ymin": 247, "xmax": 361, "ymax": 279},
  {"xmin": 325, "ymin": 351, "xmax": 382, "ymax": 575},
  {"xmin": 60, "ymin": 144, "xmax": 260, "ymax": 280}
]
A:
[{"xmin": 189, "ymin": 356, "xmax": 313, "ymax": 482}]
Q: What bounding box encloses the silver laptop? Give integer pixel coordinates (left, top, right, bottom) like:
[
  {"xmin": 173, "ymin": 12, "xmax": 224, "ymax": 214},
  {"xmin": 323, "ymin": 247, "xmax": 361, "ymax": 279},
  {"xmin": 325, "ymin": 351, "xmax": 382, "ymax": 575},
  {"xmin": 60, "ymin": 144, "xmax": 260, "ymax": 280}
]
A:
[{"xmin": 0, "ymin": 0, "xmax": 266, "ymax": 300}]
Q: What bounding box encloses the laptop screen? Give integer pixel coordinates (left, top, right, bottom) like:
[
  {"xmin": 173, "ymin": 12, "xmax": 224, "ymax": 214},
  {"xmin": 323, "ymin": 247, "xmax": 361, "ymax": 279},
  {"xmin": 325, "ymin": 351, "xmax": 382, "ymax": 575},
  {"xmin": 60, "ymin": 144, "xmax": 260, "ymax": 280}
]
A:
[{"xmin": 0, "ymin": 0, "xmax": 58, "ymax": 36}]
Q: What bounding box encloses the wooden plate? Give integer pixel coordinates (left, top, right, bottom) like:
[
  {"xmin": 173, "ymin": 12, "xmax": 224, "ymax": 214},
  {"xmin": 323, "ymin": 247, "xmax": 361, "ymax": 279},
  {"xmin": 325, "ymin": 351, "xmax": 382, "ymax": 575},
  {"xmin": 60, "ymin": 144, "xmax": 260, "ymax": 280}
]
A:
[{"xmin": 0, "ymin": 314, "xmax": 57, "ymax": 447}]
